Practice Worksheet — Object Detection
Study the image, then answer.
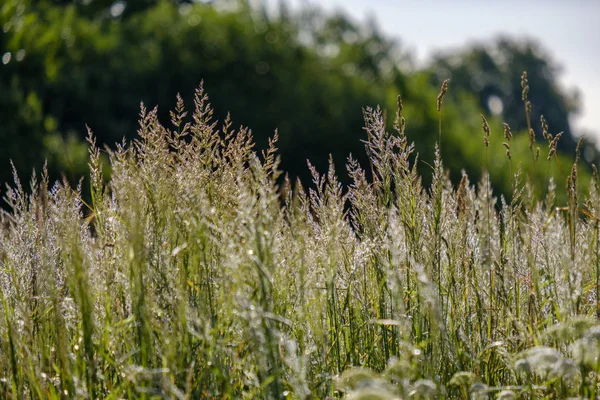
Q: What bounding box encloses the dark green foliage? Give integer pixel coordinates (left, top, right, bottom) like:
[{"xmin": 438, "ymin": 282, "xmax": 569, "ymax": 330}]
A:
[
  {"xmin": 0, "ymin": 0, "xmax": 592, "ymax": 201},
  {"xmin": 1, "ymin": 0, "xmax": 404, "ymax": 187}
]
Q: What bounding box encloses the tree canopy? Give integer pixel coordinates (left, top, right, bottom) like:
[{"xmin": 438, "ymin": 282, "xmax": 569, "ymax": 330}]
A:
[{"xmin": 1, "ymin": 0, "xmax": 592, "ymax": 200}]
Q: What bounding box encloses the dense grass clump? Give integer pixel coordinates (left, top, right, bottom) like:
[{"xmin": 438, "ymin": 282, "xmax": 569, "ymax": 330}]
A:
[{"xmin": 1, "ymin": 82, "xmax": 599, "ymax": 399}]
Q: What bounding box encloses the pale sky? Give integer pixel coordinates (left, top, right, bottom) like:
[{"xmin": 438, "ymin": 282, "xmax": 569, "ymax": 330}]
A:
[{"xmin": 268, "ymin": 0, "xmax": 600, "ymax": 140}]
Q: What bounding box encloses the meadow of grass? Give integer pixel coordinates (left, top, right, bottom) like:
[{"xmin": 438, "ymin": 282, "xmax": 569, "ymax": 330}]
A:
[{"xmin": 1, "ymin": 79, "xmax": 599, "ymax": 399}]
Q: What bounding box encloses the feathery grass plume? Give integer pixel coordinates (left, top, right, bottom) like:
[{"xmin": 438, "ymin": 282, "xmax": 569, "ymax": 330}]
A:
[
  {"xmin": 547, "ymin": 132, "xmax": 563, "ymax": 160},
  {"xmin": 563, "ymin": 138, "xmax": 584, "ymax": 318},
  {"xmin": 528, "ymin": 128, "xmax": 535, "ymax": 152},
  {"xmin": 502, "ymin": 141, "xmax": 511, "ymax": 157},
  {"xmin": 430, "ymin": 144, "xmax": 445, "ymax": 304},
  {"xmin": 521, "ymin": 71, "xmax": 532, "ymax": 119},
  {"xmin": 566, "ymin": 138, "xmax": 583, "ymax": 212},
  {"xmin": 503, "ymin": 122, "xmax": 513, "ymax": 141},
  {"xmin": 456, "ymin": 173, "xmax": 469, "ymax": 215},
  {"xmin": 502, "ymin": 123, "xmax": 512, "ymax": 158},
  {"xmin": 503, "ymin": 122, "xmax": 515, "ymax": 201},
  {"xmin": 521, "ymin": 72, "xmax": 529, "ymax": 100},
  {"xmin": 1, "ymin": 80, "xmax": 600, "ymax": 398},
  {"xmin": 394, "ymin": 94, "xmax": 406, "ymax": 137},
  {"xmin": 437, "ymin": 79, "xmax": 449, "ymax": 112},
  {"xmin": 481, "ymin": 114, "xmax": 491, "ymax": 147},
  {"xmin": 480, "ymin": 113, "xmax": 495, "ymax": 341},
  {"xmin": 437, "ymin": 79, "xmax": 449, "ymax": 147},
  {"xmin": 521, "ymin": 71, "xmax": 532, "ymax": 143},
  {"xmin": 522, "ymin": 71, "xmax": 540, "ymax": 185},
  {"xmin": 363, "ymin": 105, "xmax": 399, "ymax": 206},
  {"xmin": 540, "ymin": 115, "xmax": 551, "ymax": 141},
  {"xmin": 544, "ymin": 128, "xmax": 563, "ymax": 198},
  {"xmin": 432, "ymin": 83, "xmax": 449, "ymax": 314},
  {"xmin": 575, "ymin": 136, "xmax": 583, "ymax": 164}
]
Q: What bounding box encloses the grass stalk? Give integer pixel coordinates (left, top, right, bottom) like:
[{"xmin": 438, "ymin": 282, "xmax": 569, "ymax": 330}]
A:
[{"xmin": 0, "ymin": 81, "xmax": 598, "ymax": 398}]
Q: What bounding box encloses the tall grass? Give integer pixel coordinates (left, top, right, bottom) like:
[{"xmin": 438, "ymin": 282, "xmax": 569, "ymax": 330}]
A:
[{"xmin": 1, "ymin": 80, "xmax": 599, "ymax": 399}]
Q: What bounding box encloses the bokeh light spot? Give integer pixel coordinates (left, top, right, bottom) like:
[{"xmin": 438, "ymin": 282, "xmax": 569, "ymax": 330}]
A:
[
  {"xmin": 110, "ymin": 1, "xmax": 126, "ymax": 18},
  {"xmin": 488, "ymin": 95, "xmax": 504, "ymax": 116}
]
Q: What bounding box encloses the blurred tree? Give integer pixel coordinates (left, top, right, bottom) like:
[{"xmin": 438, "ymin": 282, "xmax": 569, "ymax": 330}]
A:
[
  {"xmin": 0, "ymin": 0, "xmax": 591, "ymax": 202},
  {"xmin": 1, "ymin": 0, "xmax": 410, "ymax": 186},
  {"xmin": 35, "ymin": 0, "xmax": 197, "ymax": 19}
]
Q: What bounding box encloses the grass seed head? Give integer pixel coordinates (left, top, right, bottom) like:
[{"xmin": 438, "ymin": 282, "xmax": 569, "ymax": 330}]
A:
[
  {"xmin": 521, "ymin": 71, "xmax": 529, "ymax": 101},
  {"xmin": 437, "ymin": 79, "xmax": 449, "ymax": 112},
  {"xmin": 395, "ymin": 94, "xmax": 406, "ymax": 135},
  {"xmin": 547, "ymin": 131, "xmax": 563, "ymax": 160},
  {"xmin": 456, "ymin": 174, "xmax": 469, "ymax": 214},
  {"xmin": 575, "ymin": 136, "xmax": 584, "ymax": 164},
  {"xmin": 503, "ymin": 122, "xmax": 512, "ymax": 141},
  {"xmin": 481, "ymin": 114, "xmax": 490, "ymax": 147},
  {"xmin": 540, "ymin": 115, "xmax": 550, "ymax": 140},
  {"xmin": 528, "ymin": 128, "xmax": 535, "ymax": 150}
]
